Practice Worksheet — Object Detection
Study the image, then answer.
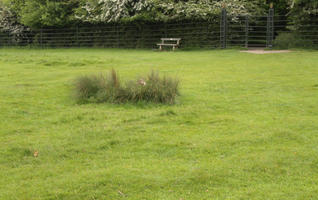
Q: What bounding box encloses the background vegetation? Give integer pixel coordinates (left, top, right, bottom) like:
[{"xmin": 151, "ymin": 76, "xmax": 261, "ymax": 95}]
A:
[
  {"xmin": 1, "ymin": 0, "xmax": 317, "ymax": 30},
  {"xmin": 1, "ymin": 0, "xmax": 317, "ymax": 49}
]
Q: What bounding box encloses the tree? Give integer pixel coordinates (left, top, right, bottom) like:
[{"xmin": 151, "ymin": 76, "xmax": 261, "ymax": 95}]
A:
[
  {"xmin": 289, "ymin": 0, "xmax": 318, "ymax": 20},
  {"xmin": 3, "ymin": 0, "xmax": 80, "ymax": 28},
  {"xmin": 2, "ymin": 0, "xmax": 315, "ymax": 29},
  {"xmin": 76, "ymin": 0, "xmax": 152, "ymax": 23},
  {"xmin": 76, "ymin": 0, "xmax": 260, "ymax": 23},
  {"xmin": 0, "ymin": 1, "xmax": 26, "ymax": 34}
]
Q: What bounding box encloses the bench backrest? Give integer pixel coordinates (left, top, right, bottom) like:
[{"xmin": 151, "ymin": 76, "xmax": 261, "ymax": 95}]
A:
[{"xmin": 161, "ymin": 38, "xmax": 181, "ymax": 45}]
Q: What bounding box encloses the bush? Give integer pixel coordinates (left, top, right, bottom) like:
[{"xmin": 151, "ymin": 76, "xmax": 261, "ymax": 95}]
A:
[
  {"xmin": 125, "ymin": 71, "xmax": 179, "ymax": 104},
  {"xmin": 273, "ymin": 32, "xmax": 313, "ymax": 49},
  {"xmin": 73, "ymin": 70, "xmax": 121, "ymax": 103},
  {"xmin": 73, "ymin": 70, "xmax": 179, "ymax": 104}
]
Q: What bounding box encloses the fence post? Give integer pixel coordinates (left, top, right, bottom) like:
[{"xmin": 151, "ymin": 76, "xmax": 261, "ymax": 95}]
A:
[
  {"xmin": 117, "ymin": 25, "xmax": 120, "ymax": 48},
  {"xmin": 8, "ymin": 32, "xmax": 11, "ymax": 46},
  {"xmin": 40, "ymin": 28, "xmax": 43, "ymax": 48},
  {"xmin": 245, "ymin": 16, "xmax": 249, "ymax": 48},
  {"xmin": 6, "ymin": 32, "xmax": 9, "ymax": 46},
  {"xmin": 76, "ymin": 25, "xmax": 79, "ymax": 47},
  {"xmin": 220, "ymin": 8, "xmax": 227, "ymax": 49},
  {"xmin": 266, "ymin": 7, "xmax": 274, "ymax": 48},
  {"xmin": 140, "ymin": 25, "xmax": 144, "ymax": 48}
]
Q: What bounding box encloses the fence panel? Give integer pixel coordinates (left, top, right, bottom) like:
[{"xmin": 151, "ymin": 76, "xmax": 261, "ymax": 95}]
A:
[{"xmin": 1, "ymin": 9, "xmax": 318, "ymax": 49}]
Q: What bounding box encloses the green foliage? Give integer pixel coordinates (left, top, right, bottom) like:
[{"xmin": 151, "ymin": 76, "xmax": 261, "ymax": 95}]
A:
[
  {"xmin": 0, "ymin": 2, "xmax": 18, "ymax": 30},
  {"xmin": 74, "ymin": 69, "xmax": 179, "ymax": 104},
  {"xmin": 125, "ymin": 71, "xmax": 179, "ymax": 104},
  {"xmin": 1, "ymin": 0, "xmax": 316, "ymax": 35},
  {"xmin": 19, "ymin": 0, "xmax": 43, "ymax": 28},
  {"xmin": 77, "ymin": 0, "xmax": 255, "ymax": 23},
  {"xmin": 0, "ymin": 1, "xmax": 28, "ymax": 40},
  {"xmin": 76, "ymin": 0, "xmax": 151, "ymax": 23},
  {"xmin": 0, "ymin": 0, "xmax": 278, "ymax": 28},
  {"xmin": 4, "ymin": 0, "xmax": 79, "ymax": 28},
  {"xmin": 288, "ymin": 0, "xmax": 318, "ymax": 31},
  {"xmin": 74, "ymin": 74, "xmax": 103, "ymax": 103},
  {"xmin": 273, "ymin": 32, "xmax": 313, "ymax": 49}
]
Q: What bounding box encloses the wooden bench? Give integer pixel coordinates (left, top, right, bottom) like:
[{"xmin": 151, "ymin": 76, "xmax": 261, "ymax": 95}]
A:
[{"xmin": 157, "ymin": 38, "xmax": 181, "ymax": 51}]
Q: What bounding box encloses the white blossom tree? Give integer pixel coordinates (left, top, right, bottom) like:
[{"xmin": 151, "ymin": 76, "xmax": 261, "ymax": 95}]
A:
[
  {"xmin": 77, "ymin": 0, "xmax": 152, "ymax": 23},
  {"xmin": 76, "ymin": 0, "xmax": 253, "ymax": 23},
  {"xmin": 0, "ymin": 3, "xmax": 27, "ymax": 35}
]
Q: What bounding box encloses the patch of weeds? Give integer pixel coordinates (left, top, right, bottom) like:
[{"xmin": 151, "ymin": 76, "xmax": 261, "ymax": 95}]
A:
[
  {"xmin": 9, "ymin": 147, "xmax": 33, "ymax": 158},
  {"xmin": 38, "ymin": 60, "xmax": 67, "ymax": 66},
  {"xmin": 75, "ymin": 115, "xmax": 84, "ymax": 121},
  {"xmin": 67, "ymin": 62, "xmax": 87, "ymax": 67},
  {"xmin": 146, "ymin": 118, "xmax": 169, "ymax": 125},
  {"xmin": 109, "ymin": 140, "xmax": 120, "ymax": 146},
  {"xmin": 160, "ymin": 110, "xmax": 177, "ymax": 116},
  {"xmin": 15, "ymin": 83, "xmax": 33, "ymax": 87},
  {"xmin": 73, "ymin": 69, "xmax": 180, "ymax": 104},
  {"xmin": 122, "ymin": 117, "xmax": 145, "ymax": 123}
]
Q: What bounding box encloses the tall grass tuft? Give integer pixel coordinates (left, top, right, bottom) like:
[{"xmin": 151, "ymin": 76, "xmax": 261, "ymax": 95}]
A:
[
  {"xmin": 125, "ymin": 71, "xmax": 179, "ymax": 104},
  {"xmin": 74, "ymin": 74, "xmax": 101, "ymax": 103},
  {"xmin": 73, "ymin": 70, "xmax": 179, "ymax": 104}
]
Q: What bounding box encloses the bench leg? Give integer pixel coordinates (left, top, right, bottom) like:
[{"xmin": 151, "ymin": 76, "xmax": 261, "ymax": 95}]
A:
[
  {"xmin": 159, "ymin": 45, "xmax": 162, "ymax": 51},
  {"xmin": 172, "ymin": 46, "xmax": 175, "ymax": 51}
]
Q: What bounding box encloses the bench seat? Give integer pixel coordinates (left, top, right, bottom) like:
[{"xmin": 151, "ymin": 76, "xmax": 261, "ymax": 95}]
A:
[{"xmin": 157, "ymin": 43, "xmax": 178, "ymax": 46}]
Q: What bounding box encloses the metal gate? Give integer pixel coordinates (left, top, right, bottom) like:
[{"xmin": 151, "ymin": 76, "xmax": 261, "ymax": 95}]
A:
[{"xmin": 220, "ymin": 8, "xmax": 275, "ymax": 48}]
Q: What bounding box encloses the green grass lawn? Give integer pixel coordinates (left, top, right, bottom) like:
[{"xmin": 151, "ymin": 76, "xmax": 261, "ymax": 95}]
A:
[{"xmin": 1, "ymin": 48, "xmax": 318, "ymax": 200}]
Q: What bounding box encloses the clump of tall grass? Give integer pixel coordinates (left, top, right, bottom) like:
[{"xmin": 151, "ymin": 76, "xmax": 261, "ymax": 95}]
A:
[
  {"xmin": 74, "ymin": 69, "xmax": 121, "ymax": 103},
  {"xmin": 73, "ymin": 70, "xmax": 179, "ymax": 104}
]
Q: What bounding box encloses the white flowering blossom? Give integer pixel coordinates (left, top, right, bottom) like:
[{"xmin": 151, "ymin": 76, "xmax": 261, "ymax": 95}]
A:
[
  {"xmin": 77, "ymin": 0, "xmax": 251, "ymax": 23},
  {"xmin": 155, "ymin": 0, "xmax": 249, "ymax": 21},
  {"xmin": 78, "ymin": 0, "xmax": 151, "ymax": 22},
  {"xmin": 0, "ymin": 4, "xmax": 28, "ymax": 35}
]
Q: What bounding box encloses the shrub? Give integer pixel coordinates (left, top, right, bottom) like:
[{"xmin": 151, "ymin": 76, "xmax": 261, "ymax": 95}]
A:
[
  {"xmin": 74, "ymin": 69, "xmax": 121, "ymax": 103},
  {"xmin": 73, "ymin": 70, "xmax": 179, "ymax": 104},
  {"xmin": 273, "ymin": 32, "xmax": 313, "ymax": 49},
  {"xmin": 125, "ymin": 71, "xmax": 179, "ymax": 104},
  {"xmin": 74, "ymin": 74, "xmax": 101, "ymax": 103}
]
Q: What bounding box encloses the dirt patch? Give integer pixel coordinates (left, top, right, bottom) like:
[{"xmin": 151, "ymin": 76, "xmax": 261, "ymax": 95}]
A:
[{"xmin": 240, "ymin": 49, "xmax": 291, "ymax": 54}]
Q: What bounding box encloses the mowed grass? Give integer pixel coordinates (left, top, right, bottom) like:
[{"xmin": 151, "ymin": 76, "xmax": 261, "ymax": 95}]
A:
[{"xmin": 0, "ymin": 48, "xmax": 318, "ymax": 200}]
